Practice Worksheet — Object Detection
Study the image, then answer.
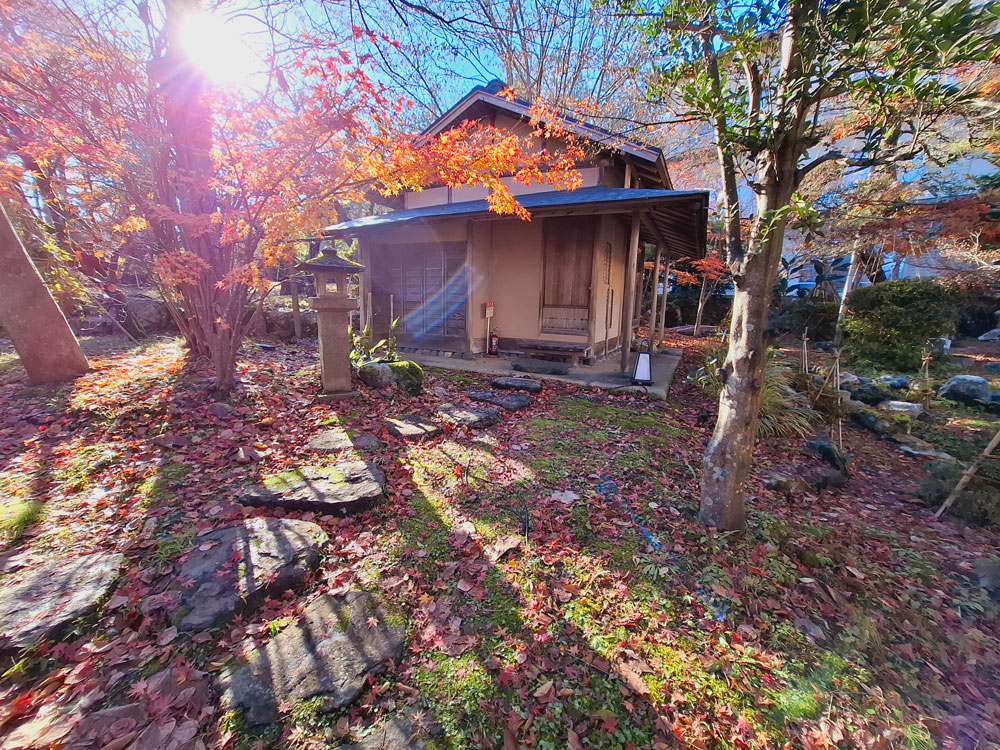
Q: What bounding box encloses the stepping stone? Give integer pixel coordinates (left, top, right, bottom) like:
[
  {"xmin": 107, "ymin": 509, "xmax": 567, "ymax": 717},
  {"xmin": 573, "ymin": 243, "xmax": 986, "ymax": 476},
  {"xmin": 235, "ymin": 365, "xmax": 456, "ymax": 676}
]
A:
[
  {"xmin": 238, "ymin": 462, "xmax": 386, "ymax": 516},
  {"xmin": 220, "ymin": 591, "xmax": 405, "ymax": 727},
  {"xmin": 468, "ymin": 390, "xmax": 535, "ymax": 411},
  {"xmin": 491, "ymin": 376, "xmax": 543, "ymax": 394},
  {"xmin": 307, "ymin": 427, "xmax": 383, "ymax": 453},
  {"xmin": 512, "ymin": 359, "xmax": 569, "ymax": 376},
  {"xmin": 436, "ymin": 402, "xmax": 501, "ymax": 428},
  {"xmin": 0, "ymin": 551, "xmax": 123, "ymax": 652},
  {"xmin": 174, "ymin": 518, "xmax": 327, "ymax": 632},
  {"xmin": 344, "ymin": 712, "xmax": 435, "ymax": 750},
  {"xmin": 385, "ymin": 414, "xmax": 442, "ymax": 439}
]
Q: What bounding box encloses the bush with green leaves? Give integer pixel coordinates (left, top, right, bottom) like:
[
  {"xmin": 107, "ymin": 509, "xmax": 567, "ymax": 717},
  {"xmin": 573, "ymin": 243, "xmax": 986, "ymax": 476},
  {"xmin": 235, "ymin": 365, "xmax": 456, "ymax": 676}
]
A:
[
  {"xmin": 692, "ymin": 349, "xmax": 821, "ymax": 438},
  {"xmin": 843, "ymin": 279, "xmax": 960, "ymax": 371},
  {"xmin": 349, "ymin": 318, "xmax": 399, "ymax": 368}
]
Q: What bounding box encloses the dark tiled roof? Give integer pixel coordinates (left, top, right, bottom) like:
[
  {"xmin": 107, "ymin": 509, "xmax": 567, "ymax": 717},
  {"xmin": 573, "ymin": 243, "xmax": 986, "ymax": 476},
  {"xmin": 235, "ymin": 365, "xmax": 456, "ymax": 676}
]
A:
[{"xmin": 323, "ymin": 187, "xmax": 709, "ymax": 258}]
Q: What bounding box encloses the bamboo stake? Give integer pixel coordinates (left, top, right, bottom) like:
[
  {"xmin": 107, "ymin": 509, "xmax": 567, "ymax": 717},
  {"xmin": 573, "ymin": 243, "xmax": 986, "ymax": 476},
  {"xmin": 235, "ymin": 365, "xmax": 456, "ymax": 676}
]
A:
[
  {"xmin": 801, "ymin": 327, "xmax": 809, "ymax": 373},
  {"xmin": 934, "ymin": 428, "xmax": 1000, "ymax": 520}
]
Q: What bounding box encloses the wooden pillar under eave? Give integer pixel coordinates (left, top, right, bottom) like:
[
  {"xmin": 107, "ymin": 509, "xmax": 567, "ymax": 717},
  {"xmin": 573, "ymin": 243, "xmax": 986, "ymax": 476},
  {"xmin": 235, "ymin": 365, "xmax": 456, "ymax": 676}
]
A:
[
  {"xmin": 620, "ymin": 209, "xmax": 641, "ymax": 373},
  {"xmin": 647, "ymin": 247, "xmax": 663, "ymax": 352}
]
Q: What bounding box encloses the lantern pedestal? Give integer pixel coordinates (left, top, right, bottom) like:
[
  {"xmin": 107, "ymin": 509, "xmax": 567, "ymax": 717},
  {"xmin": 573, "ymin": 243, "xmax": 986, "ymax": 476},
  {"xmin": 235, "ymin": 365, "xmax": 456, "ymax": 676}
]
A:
[
  {"xmin": 298, "ymin": 251, "xmax": 365, "ymax": 400},
  {"xmin": 311, "ymin": 295, "xmax": 359, "ymax": 399}
]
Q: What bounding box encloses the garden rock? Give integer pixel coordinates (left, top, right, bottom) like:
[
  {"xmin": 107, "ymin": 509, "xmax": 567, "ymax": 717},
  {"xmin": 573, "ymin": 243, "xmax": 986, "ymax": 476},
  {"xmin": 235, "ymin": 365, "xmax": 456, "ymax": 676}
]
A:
[
  {"xmin": 973, "ymin": 558, "xmax": 1000, "ymax": 599},
  {"xmin": 174, "ymin": 518, "xmax": 327, "ymax": 632},
  {"xmin": 763, "ymin": 472, "xmax": 811, "ymax": 495},
  {"xmin": 468, "ymin": 390, "xmax": 535, "ymax": 411},
  {"xmin": 879, "ymin": 400, "xmax": 923, "ymax": 418},
  {"xmin": 937, "ymin": 375, "xmax": 992, "ymax": 405},
  {"xmin": 806, "ymin": 439, "xmax": 850, "ymax": 473},
  {"xmin": 126, "ymin": 294, "xmax": 173, "ymax": 332},
  {"xmin": 848, "ymin": 382, "xmax": 894, "ymax": 406},
  {"xmin": 852, "ymin": 409, "xmax": 892, "ymax": 436},
  {"xmin": 358, "ymin": 362, "xmax": 395, "ymax": 389},
  {"xmin": 436, "ymin": 402, "xmax": 502, "ymax": 428},
  {"xmin": 978, "ymin": 328, "xmax": 1000, "ymax": 342},
  {"xmin": 307, "ymin": 428, "xmax": 382, "ymax": 453},
  {"xmin": 984, "ymin": 362, "xmax": 1000, "ymax": 375},
  {"xmin": 343, "ymin": 713, "xmax": 434, "ymax": 750},
  {"xmin": 491, "ymin": 376, "xmax": 543, "ymax": 394},
  {"xmin": 238, "ymin": 462, "xmax": 386, "ymax": 515},
  {"xmin": 221, "ymin": 591, "xmax": 405, "ymax": 726},
  {"xmin": 512, "ymin": 359, "xmax": 569, "ymax": 376},
  {"xmin": 837, "ymin": 372, "xmax": 860, "ymax": 390},
  {"xmin": 0, "ymin": 551, "xmax": 123, "ymax": 652},
  {"xmin": 878, "ymin": 375, "xmax": 909, "ymax": 389},
  {"xmin": 208, "ymin": 402, "xmax": 234, "ymax": 418},
  {"xmin": 385, "ymin": 414, "xmax": 441, "ymax": 439},
  {"xmin": 900, "ymin": 445, "xmax": 955, "ymax": 462}
]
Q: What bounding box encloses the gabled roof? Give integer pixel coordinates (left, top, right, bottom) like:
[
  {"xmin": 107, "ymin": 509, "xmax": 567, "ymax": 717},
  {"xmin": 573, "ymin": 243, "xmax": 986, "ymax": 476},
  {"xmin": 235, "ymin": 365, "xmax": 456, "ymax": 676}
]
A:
[
  {"xmin": 424, "ymin": 81, "xmax": 672, "ymax": 189},
  {"xmin": 323, "ymin": 186, "xmax": 709, "ymax": 258}
]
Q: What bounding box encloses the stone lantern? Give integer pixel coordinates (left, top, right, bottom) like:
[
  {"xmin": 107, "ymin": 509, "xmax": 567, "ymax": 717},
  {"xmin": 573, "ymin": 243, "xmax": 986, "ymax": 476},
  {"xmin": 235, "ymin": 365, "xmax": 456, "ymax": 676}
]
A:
[{"xmin": 298, "ymin": 251, "xmax": 365, "ymax": 400}]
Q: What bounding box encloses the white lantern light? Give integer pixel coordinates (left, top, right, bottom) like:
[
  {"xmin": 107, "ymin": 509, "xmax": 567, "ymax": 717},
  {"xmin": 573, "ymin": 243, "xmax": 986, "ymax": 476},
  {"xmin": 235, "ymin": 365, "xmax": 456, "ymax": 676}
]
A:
[{"xmin": 631, "ymin": 351, "xmax": 652, "ymax": 385}]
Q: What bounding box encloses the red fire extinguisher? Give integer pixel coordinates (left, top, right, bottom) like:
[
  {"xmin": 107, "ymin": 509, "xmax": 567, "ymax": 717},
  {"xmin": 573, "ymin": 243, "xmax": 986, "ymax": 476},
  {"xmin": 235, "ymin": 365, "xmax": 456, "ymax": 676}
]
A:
[{"xmin": 487, "ymin": 329, "xmax": 500, "ymax": 356}]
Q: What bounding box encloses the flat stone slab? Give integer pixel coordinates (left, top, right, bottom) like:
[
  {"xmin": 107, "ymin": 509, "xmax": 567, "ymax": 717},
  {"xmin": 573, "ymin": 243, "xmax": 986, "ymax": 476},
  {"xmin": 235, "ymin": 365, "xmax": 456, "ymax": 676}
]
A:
[
  {"xmin": 221, "ymin": 591, "xmax": 405, "ymax": 726},
  {"xmin": 0, "ymin": 551, "xmax": 123, "ymax": 652},
  {"xmin": 436, "ymin": 402, "xmax": 502, "ymax": 428},
  {"xmin": 491, "ymin": 376, "xmax": 543, "ymax": 394},
  {"xmin": 344, "ymin": 713, "xmax": 431, "ymax": 750},
  {"xmin": 512, "ymin": 359, "xmax": 569, "ymax": 376},
  {"xmin": 175, "ymin": 518, "xmax": 327, "ymax": 632},
  {"xmin": 468, "ymin": 390, "xmax": 535, "ymax": 411},
  {"xmin": 238, "ymin": 462, "xmax": 386, "ymax": 516},
  {"xmin": 307, "ymin": 428, "xmax": 383, "ymax": 453},
  {"xmin": 385, "ymin": 414, "xmax": 442, "ymax": 439}
]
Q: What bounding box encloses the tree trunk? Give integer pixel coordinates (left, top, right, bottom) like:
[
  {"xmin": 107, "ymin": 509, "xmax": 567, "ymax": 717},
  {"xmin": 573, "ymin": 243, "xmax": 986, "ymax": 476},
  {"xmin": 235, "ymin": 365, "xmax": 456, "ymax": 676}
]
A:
[
  {"xmin": 0, "ymin": 203, "xmax": 89, "ymax": 384},
  {"xmin": 693, "ymin": 277, "xmax": 708, "ymax": 337},
  {"xmin": 833, "ymin": 250, "xmax": 861, "ymax": 349}
]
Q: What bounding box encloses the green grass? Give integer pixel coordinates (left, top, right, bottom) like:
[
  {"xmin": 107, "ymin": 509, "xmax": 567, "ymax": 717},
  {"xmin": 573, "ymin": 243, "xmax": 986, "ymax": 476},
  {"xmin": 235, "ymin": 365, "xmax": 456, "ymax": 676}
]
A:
[{"xmin": 0, "ymin": 499, "xmax": 43, "ymax": 541}]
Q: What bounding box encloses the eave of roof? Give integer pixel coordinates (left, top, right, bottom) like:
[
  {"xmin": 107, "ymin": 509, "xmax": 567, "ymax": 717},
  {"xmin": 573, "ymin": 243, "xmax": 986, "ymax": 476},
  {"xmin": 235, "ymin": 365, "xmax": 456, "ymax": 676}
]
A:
[
  {"xmin": 323, "ymin": 186, "xmax": 710, "ymax": 258},
  {"xmin": 423, "ymin": 85, "xmax": 665, "ymax": 167}
]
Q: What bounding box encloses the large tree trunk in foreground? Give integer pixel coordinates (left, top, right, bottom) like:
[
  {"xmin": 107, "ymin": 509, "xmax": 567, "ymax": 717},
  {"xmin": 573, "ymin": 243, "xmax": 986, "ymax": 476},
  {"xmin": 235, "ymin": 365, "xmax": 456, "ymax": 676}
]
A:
[{"xmin": 0, "ymin": 203, "xmax": 89, "ymax": 384}]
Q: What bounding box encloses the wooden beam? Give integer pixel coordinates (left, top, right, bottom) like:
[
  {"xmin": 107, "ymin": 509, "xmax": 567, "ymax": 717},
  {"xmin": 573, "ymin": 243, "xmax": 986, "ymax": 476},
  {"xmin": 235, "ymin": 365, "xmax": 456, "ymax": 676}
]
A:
[{"xmin": 620, "ymin": 209, "xmax": 641, "ymax": 373}]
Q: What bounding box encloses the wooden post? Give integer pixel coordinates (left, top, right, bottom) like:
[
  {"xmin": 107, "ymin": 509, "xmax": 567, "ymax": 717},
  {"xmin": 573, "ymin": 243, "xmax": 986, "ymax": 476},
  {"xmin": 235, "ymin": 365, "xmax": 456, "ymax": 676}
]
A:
[
  {"xmin": 647, "ymin": 248, "xmax": 662, "ymax": 352},
  {"xmin": 657, "ymin": 260, "xmax": 671, "ymax": 344},
  {"xmin": 290, "ymin": 279, "xmax": 303, "ymax": 339},
  {"xmin": 366, "ymin": 292, "xmax": 372, "ymax": 330},
  {"xmin": 934, "ymin": 428, "xmax": 1000, "ymax": 520},
  {"xmin": 620, "ymin": 210, "xmax": 641, "ymax": 373}
]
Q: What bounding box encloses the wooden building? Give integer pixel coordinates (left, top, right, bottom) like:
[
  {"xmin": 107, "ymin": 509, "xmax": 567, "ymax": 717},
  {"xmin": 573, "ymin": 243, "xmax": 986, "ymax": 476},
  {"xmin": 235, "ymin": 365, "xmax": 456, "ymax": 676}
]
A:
[{"xmin": 323, "ymin": 82, "xmax": 709, "ymax": 368}]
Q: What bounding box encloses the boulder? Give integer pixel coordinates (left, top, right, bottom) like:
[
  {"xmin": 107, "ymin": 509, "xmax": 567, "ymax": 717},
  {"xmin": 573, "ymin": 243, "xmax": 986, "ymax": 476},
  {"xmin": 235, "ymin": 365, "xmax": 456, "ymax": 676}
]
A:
[
  {"xmin": 849, "ymin": 382, "xmax": 895, "ymax": 406},
  {"xmin": 837, "ymin": 372, "xmax": 861, "ymax": 390},
  {"xmin": 763, "ymin": 472, "xmax": 811, "ymax": 495},
  {"xmin": 879, "ymin": 400, "xmax": 923, "ymax": 418},
  {"xmin": 436, "ymin": 403, "xmax": 502, "ymax": 429},
  {"xmin": 221, "ymin": 592, "xmax": 405, "ymax": 726},
  {"xmin": 263, "ymin": 308, "xmax": 318, "ymax": 339},
  {"xmin": 307, "ymin": 428, "xmax": 382, "ymax": 453},
  {"xmin": 984, "ymin": 362, "xmax": 1000, "ymax": 375},
  {"xmin": 174, "ymin": 518, "xmax": 327, "ymax": 632},
  {"xmin": 512, "ymin": 359, "xmax": 569, "ymax": 376},
  {"xmin": 973, "ymin": 558, "xmax": 1000, "ymax": 599},
  {"xmin": 238, "ymin": 462, "xmax": 386, "ymax": 516},
  {"xmin": 343, "ymin": 713, "xmax": 434, "ymax": 750},
  {"xmin": 385, "ymin": 414, "xmax": 442, "ymax": 439},
  {"xmin": 358, "ymin": 362, "xmax": 395, "ymax": 389},
  {"xmin": 358, "ymin": 361, "xmax": 424, "ymax": 396},
  {"xmin": 0, "ymin": 551, "xmax": 123, "ymax": 652},
  {"xmin": 937, "ymin": 375, "xmax": 992, "ymax": 405},
  {"xmin": 125, "ymin": 294, "xmax": 173, "ymax": 333},
  {"xmin": 852, "ymin": 409, "xmax": 892, "ymax": 436},
  {"xmin": 468, "ymin": 390, "xmax": 535, "ymax": 411},
  {"xmin": 491, "ymin": 376, "xmax": 543, "ymax": 394},
  {"xmin": 878, "ymin": 375, "xmax": 910, "ymax": 390},
  {"xmin": 806, "ymin": 439, "xmax": 850, "ymax": 473},
  {"xmin": 978, "ymin": 328, "xmax": 1000, "ymax": 342}
]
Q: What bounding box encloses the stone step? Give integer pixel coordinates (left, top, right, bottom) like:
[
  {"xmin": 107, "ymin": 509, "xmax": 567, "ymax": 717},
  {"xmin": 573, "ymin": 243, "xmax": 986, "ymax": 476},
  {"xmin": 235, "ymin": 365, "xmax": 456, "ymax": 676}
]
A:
[
  {"xmin": 174, "ymin": 518, "xmax": 327, "ymax": 632},
  {"xmin": 343, "ymin": 712, "xmax": 437, "ymax": 750},
  {"xmin": 385, "ymin": 414, "xmax": 442, "ymax": 440},
  {"xmin": 512, "ymin": 359, "xmax": 569, "ymax": 375},
  {"xmin": 436, "ymin": 402, "xmax": 502, "ymax": 428},
  {"xmin": 491, "ymin": 376, "xmax": 543, "ymax": 394},
  {"xmin": 468, "ymin": 390, "xmax": 535, "ymax": 411},
  {"xmin": 220, "ymin": 591, "xmax": 405, "ymax": 727},
  {"xmin": 0, "ymin": 551, "xmax": 123, "ymax": 653},
  {"xmin": 307, "ymin": 427, "xmax": 383, "ymax": 453},
  {"xmin": 238, "ymin": 462, "xmax": 386, "ymax": 516}
]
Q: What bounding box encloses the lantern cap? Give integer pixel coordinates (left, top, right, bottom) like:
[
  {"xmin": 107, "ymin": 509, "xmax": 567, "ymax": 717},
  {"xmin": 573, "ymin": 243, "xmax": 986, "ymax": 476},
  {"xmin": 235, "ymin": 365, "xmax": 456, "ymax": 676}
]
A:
[{"xmin": 297, "ymin": 252, "xmax": 365, "ymax": 274}]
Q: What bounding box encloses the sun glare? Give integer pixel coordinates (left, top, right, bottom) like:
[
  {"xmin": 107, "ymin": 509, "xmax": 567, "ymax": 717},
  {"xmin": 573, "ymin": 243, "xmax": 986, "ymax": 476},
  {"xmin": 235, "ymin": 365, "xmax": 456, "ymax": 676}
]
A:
[{"xmin": 178, "ymin": 11, "xmax": 259, "ymax": 86}]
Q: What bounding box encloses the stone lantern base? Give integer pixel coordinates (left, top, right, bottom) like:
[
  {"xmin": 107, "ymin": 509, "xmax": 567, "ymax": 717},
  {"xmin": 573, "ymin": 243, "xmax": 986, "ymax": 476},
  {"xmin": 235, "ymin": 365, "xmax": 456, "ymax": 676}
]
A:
[{"xmin": 311, "ymin": 295, "xmax": 359, "ymax": 399}]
